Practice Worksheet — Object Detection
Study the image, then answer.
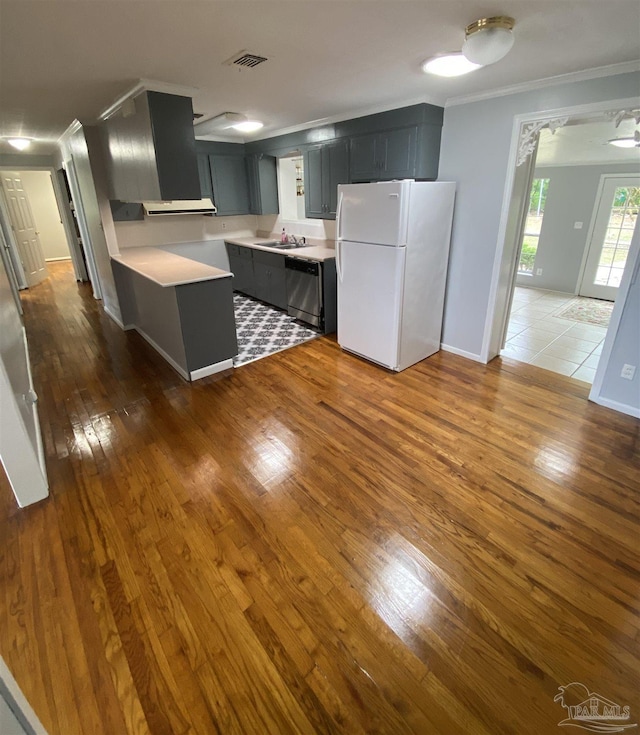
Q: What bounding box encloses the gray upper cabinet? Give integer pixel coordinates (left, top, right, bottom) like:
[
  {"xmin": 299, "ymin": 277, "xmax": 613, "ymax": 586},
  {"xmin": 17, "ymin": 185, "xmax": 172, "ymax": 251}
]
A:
[
  {"xmin": 209, "ymin": 155, "xmax": 251, "ymax": 216},
  {"xmin": 246, "ymin": 154, "xmax": 279, "ymax": 215},
  {"xmin": 197, "ymin": 153, "xmax": 213, "ymax": 200},
  {"xmin": 350, "ymin": 127, "xmax": 417, "ymax": 182},
  {"xmin": 304, "ymin": 140, "xmax": 349, "ymax": 220},
  {"xmin": 103, "ymin": 91, "xmax": 200, "ymax": 202}
]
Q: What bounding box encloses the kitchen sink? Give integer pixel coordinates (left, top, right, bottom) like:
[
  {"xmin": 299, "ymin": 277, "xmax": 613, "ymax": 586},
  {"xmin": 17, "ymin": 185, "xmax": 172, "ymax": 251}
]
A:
[{"xmin": 263, "ymin": 241, "xmax": 305, "ymax": 250}]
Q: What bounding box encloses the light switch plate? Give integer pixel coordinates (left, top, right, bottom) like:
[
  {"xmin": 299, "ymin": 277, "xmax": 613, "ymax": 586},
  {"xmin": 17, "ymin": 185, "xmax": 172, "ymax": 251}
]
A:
[{"xmin": 574, "ymin": 221, "xmax": 583, "ymax": 229}]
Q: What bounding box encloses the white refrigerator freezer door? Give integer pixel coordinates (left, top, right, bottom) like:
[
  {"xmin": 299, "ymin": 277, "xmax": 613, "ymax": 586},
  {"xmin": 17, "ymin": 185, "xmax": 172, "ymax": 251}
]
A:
[
  {"xmin": 337, "ymin": 182, "xmax": 409, "ymax": 246},
  {"xmin": 337, "ymin": 240, "xmax": 405, "ymax": 369}
]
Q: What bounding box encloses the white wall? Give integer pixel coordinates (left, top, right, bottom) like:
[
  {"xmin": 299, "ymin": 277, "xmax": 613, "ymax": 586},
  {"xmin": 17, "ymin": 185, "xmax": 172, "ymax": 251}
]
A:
[
  {"xmin": 595, "ymin": 224, "xmax": 640, "ymax": 416},
  {"xmin": 516, "ymin": 162, "xmax": 640, "ymax": 293},
  {"xmin": 438, "ymin": 70, "xmax": 640, "ymax": 358},
  {"xmin": 61, "ymin": 126, "xmax": 121, "ymax": 321},
  {"xmin": 18, "ymin": 171, "xmax": 69, "ymax": 261},
  {"xmin": 113, "ymin": 213, "xmax": 257, "ymax": 249}
]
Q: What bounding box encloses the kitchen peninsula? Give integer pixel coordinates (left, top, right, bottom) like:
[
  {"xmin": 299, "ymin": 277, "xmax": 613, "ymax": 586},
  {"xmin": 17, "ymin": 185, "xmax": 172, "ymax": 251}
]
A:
[{"xmin": 111, "ymin": 246, "xmax": 238, "ymax": 381}]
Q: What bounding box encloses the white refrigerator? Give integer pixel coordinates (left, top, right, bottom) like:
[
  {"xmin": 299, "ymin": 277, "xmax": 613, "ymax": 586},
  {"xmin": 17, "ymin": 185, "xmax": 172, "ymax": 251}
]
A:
[{"xmin": 336, "ymin": 180, "xmax": 455, "ymax": 371}]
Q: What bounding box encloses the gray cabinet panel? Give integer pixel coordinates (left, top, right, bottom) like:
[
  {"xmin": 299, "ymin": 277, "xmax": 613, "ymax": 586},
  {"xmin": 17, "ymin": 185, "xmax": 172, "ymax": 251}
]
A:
[
  {"xmin": 209, "ymin": 155, "xmax": 251, "ymax": 215},
  {"xmin": 197, "ymin": 154, "xmax": 213, "ymax": 199},
  {"xmin": 226, "ymin": 244, "xmax": 256, "ymax": 296},
  {"xmin": 327, "ymin": 141, "xmax": 349, "ymax": 215},
  {"xmin": 305, "ymin": 141, "xmax": 349, "ymax": 220},
  {"xmin": 384, "ymin": 127, "xmax": 417, "ymax": 179},
  {"xmin": 304, "ymin": 147, "xmax": 325, "ymax": 218},
  {"xmin": 176, "ymin": 278, "xmax": 238, "ymax": 371},
  {"xmin": 349, "ymin": 133, "xmax": 378, "ymax": 181},
  {"xmin": 103, "ymin": 91, "xmax": 199, "ymax": 202},
  {"xmin": 349, "ymin": 127, "xmax": 417, "ymax": 182},
  {"xmin": 247, "ymin": 154, "xmax": 279, "ymax": 214},
  {"xmin": 147, "ymin": 91, "xmax": 201, "ymax": 201}
]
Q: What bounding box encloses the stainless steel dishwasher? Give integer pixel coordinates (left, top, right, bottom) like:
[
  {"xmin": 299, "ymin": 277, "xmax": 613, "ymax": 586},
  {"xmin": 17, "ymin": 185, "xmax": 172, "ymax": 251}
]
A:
[{"xmin": 285, "ymin": 257, "xmax": 322, "ymax": 328}]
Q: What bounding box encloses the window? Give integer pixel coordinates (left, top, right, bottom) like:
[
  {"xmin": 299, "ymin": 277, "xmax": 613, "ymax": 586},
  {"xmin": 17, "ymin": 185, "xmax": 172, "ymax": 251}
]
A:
[
  {"xmin": 518, "ymin": 177, "xmax": 549, "ymax": 274},
  {"xmin": 277, "ymin": 155, "xmax": 306, "ymax": 222}
]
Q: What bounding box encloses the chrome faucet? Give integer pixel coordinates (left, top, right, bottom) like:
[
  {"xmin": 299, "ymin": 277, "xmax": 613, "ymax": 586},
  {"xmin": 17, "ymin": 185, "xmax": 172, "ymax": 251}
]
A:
[{"xmin": 288, "ymin": 235, "xmax": 306, "ymax": 246}]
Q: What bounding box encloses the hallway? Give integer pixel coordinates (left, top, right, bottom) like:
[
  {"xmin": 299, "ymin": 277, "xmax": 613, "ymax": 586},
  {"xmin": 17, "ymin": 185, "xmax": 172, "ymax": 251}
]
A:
[{"xmin": 1, "ymin": 262, "xmax": 639, "ymax": 735}]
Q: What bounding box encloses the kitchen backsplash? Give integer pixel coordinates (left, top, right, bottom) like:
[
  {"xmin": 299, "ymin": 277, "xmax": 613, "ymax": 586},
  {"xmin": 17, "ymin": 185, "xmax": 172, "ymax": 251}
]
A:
[{"xmin": 114, "ymin": 214, "xmax": 258, "ymax": 249}]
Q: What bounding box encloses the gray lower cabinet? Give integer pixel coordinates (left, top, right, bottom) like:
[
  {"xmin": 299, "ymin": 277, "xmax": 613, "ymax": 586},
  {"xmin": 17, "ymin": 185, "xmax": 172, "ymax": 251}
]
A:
[
  {"xmin": 350, "ymin": 127, "xmax": 418, "ymax": 181},
  {"xmin": 226, "ymin": 243, "xmax": 287, "ymax": 310},
  {"xmin": 304, "ymin": 140, "xmax": 349, "ymax": 220},
  {"xmin": 227, "ymin": 243, "xmax": 256, "ymax": 296},
  {"xmin": 252, "ymin": 251, "xmax": 287, "ymax": 309}
]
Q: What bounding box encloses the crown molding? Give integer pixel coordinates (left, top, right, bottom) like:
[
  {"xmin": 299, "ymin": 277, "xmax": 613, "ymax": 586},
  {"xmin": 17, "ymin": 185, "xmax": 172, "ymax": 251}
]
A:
[
  {"xmin": 445, "ymin": 60, "xmax": 640, "ymax": 108},
  {"xmin": 57, "ymin": 119, "xmax": 83, "ymax": 144},
  {"xmin": 250, "ymin": 93, "xmax": 446, "ymax": 142},
  {"xmin": 98, "ymin": 78, "xmax": 200, "ymax": 121}
]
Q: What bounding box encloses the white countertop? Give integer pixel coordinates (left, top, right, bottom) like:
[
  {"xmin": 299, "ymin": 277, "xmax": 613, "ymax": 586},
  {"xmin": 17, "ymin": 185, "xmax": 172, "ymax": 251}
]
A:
[
  {"xmin": 225, "ymin": 237, "xmax": 336, "ymax": 262},
  {"xmin": 112, "ymin": 247, "xmax": 232, "ymax": 287}
]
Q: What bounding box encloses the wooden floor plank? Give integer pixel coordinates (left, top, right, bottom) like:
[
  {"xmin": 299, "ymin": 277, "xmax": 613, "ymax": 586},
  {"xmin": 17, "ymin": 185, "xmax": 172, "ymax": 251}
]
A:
[{"xmin": 0, "ymin": 261, "xmax": 638, "ymax": 734}]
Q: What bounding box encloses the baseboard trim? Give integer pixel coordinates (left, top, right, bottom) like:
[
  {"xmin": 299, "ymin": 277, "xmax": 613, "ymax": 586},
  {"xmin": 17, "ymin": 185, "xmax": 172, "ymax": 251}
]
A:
[
  {"xmin": 133, "ymin": 327, "xmax": 189, "ymax": 381},
  {"xmin": 45, "ymin": 256, "xmax": 72, "ymax": 262},
  {"xmin": 441, "ymin": 343, "xmax": 485, "ymax": 363},
  {"xmin": 589, "ymin": 395, "xmax": 640, "ymax": 419},
  {"xmin": 103, "ymin": 304, "xmax": 125, "ymax": 329},
  {"xmin": 190, "ymin": 359, "xmax": 234, "ymax": 381}
]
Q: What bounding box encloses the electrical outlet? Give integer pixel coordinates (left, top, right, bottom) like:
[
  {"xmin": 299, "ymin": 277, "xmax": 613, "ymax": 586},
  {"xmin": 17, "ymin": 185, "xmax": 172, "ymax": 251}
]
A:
[
  {"xmin": 221, "ymin": 222, "xmax": 226, "ymax": 229},
  {"xmin": 574, "ymin": 221, "xmax": 583, "ymax": 229},
  {"xmin": 621, "ymin": 364, "xmax": 636, "ymax": 380},
  {"xmin": 536, "ymin": 268, "xmax": 543, "ymax": 276}
]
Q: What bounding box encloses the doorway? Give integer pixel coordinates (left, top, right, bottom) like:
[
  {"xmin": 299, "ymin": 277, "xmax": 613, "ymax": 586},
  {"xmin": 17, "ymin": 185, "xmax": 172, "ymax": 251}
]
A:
[
  {"xmin": 493, "ymin": 105, "xmax": 640, "ymax": 385},
  {"xmin": 0, "ymin": 166, "xmax": 88, "ymax": 290}
]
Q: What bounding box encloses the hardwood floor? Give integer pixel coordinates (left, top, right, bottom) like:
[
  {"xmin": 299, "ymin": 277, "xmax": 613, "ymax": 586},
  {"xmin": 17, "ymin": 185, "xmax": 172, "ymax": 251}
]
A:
[{"xmin": 1, "ymin": 261, "xmax": 639, "ymax": 734}]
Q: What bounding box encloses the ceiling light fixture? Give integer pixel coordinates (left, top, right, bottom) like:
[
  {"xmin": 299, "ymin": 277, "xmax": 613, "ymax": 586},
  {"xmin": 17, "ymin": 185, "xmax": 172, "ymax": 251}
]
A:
[
  {"xmin": 422, "ymin": 53, "xmax": 481, "ymax": 77},
  {"xmin": 608, "ymin": 130, "xmax": 640, "ymax": 148},
  {"xmin": 7, "ymin": 137, "xmax": 32, "ymax": 151},
  {"xmin": 232, "ymin": 120, "xmax": 264, "ymax": 133},
  {"xmin": 194, "ymin": 112, "xmax": 264, "ymax": 136},
  {"xmin": 462, "ymin": 16, "xmax": 515, "ymax": 66}
]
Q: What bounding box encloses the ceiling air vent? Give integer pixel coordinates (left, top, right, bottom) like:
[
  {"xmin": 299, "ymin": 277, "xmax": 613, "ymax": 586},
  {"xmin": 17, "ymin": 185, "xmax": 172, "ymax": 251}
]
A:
[{"xmin": 224, "ymin": 50, "xmax": 268, "ymax": 69}]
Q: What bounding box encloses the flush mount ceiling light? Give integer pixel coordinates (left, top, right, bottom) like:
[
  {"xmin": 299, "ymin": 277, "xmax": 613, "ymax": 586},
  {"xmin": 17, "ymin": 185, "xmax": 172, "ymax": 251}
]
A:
[
  {"xmin": 6, "ymin": 137, "xmax": 32, "ymax": 150},
  {"xmin": 422, "ymin": 53, "xmax": 481, "ymax": 77},
  {"xmin": 462, "ymin": 16, "xmax": 515, "ymax": 66},
  {"xmin": 194, "ymin": 112, "xmax": 264, "ymax": 136},
  {"xmin": 608, "ymin": 130, "xmax": 640, "ymax": 148},
  {"xmin": 232, "ymin": 120, "xmax": 264, "ymax": 133}
]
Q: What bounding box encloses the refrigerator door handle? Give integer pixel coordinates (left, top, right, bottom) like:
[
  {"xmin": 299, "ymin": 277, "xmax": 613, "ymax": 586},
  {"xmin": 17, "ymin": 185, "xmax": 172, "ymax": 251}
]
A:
[
  {"xmin": 336, "ymin": 239, "xmax": 343, "ymax": 283},
  {"xmin": 336, "ymin": 191, "xmax": 344, "ymax": 243}
]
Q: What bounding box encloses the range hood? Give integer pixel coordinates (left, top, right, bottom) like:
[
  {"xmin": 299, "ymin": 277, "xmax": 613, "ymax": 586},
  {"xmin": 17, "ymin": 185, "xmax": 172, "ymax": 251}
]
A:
[{"xmin": 143, "ymin": 198, "xmax": 216, "ymax": 216}]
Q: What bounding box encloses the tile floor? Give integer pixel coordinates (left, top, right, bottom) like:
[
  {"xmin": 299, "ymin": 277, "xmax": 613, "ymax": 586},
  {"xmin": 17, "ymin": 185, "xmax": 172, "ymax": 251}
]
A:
[
  {"xmin": 502, "ymin": 287, "xmax": 611, "ymax": 384},
  {"xmin": 233, "ymin": 294, "xmax": 319, "ymax": 367}
]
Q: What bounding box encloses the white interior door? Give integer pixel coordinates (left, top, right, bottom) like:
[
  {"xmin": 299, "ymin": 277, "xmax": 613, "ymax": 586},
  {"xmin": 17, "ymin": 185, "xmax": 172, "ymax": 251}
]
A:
[
  {"xmin": 0, "ymin": 235, "xmax": 48, "ymax": 507},
  {"xmin": 0, "ymin": 171, "xmax": 48, "ymax": 287},
  {"xmin": 580, "ymin": 176, "xmax": 640, "ymax": 301}
]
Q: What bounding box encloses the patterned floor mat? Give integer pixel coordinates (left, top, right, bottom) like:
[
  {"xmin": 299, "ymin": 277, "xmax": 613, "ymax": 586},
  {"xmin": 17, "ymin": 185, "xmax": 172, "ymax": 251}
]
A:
[
  {"xmin": 233, "ymin": 294, "xmax": 320, "ymax": 367},
  {"xmin": 557, "ymin": 298, "xmax": 614, "ymax": 327}
]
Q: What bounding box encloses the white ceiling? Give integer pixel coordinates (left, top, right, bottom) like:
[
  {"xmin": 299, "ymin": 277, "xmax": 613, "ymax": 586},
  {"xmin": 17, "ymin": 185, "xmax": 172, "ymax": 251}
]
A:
[
  {"xmin": 536, "ymin": 118, "xmax": 640, "ymax": 167},
  {"xmin": 0, "ymin": 1, "xmax": 639, "ymax": 155}
]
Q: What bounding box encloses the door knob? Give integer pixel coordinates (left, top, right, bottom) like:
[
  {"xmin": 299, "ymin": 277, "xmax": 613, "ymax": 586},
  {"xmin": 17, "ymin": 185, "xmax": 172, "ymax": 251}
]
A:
[{"xmin": 22, "ymin": 389, "xmax": 38, "ymax": 405}]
